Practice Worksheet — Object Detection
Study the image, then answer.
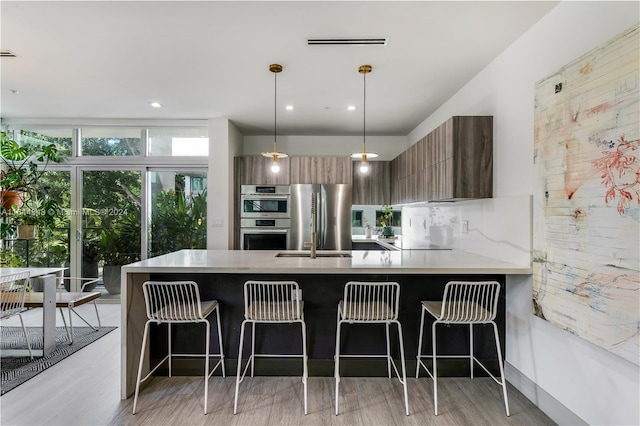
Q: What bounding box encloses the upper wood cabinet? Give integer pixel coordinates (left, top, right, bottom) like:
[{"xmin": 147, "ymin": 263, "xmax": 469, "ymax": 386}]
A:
[
  {"xmin": 392, "ymin": 116, "xmax": 493, "ymax": 204},
  {"xmin": 352, "ymin": 161, "xmax": 391, "ymax": 205},
  {"xmin": 234, "ymin": 156, "xmax": 290, "ymax": 185},
  {"xmin": 289, "ymin": 157, "xmax": 352, "ymax": 184},
  {"xmin": 442, "ymin": 115, "xmax": 493, "ymax": 200},
  {"xmin": 235, "ymin": 156, "xmax": 352, "ymax": 186}
]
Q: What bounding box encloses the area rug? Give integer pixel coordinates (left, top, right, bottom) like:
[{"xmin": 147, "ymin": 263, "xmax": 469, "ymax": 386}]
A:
[{"xmin": 0, "ymin": 326, "xmax": 117, "ymax": 395}]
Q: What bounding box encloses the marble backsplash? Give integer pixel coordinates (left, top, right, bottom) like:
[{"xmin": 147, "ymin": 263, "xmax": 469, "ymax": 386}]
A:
[{"xmin": 400, "ymin": 196, "xmax": 532, "ymax": 266}]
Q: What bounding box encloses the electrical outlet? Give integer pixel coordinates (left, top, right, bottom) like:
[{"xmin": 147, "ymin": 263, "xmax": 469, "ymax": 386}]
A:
[{"xmin": 461, "ymin": 220, "xmax": 469, "ymax": 234}]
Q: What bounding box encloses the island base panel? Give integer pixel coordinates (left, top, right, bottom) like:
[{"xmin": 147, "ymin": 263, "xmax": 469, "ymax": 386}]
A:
[{"xmin": 141, "ymin": 273, "xmax": 505, "ymax": 379}]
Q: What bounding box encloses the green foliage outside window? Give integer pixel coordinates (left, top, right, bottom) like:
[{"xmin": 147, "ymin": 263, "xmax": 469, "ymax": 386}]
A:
[
  {"xmin": 3, "ymin": 130, "xmax": 207, "ymax": 269},
  {"xmin": 150, "ymin": 189, "xmax": 207, "ymax": 257},
  {"xmin": 82, "ymin": 137, "xmax": 141, "ymax": 156}
]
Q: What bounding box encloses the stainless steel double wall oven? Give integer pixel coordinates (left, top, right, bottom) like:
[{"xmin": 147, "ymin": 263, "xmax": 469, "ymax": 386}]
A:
[{"xmin": 240, "ymin": 185, "xmax": 291, "ymax": 250}]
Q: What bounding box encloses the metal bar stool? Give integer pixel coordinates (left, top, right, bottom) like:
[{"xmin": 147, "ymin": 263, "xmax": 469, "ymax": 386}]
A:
[
  {"xmin": 335, "ymin": 281, "xmax": 409, "ymax": 416},
  {"xmin": 234, "ymin": 280, "xmax": 308, "ymax": 415},
  {"xmin": 132, "ymin": 280, "xmax": 225, "ymax": 415},
  {"xmin": 0, "ymin": 271, "xmax": 33, "ymax": 360},
  {"xmin": 416, "ymin": 280, "xmax": 509, "ymax": 416}
]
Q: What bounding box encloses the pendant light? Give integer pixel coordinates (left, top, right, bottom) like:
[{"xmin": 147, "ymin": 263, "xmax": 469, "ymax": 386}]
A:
[
  {"xmin": 351, "ymin": 64, "xmax": 378, "ymax": 173},
  {"xmin": 262, "ymin": 63, "xmax": 288, "ymax": 173}
]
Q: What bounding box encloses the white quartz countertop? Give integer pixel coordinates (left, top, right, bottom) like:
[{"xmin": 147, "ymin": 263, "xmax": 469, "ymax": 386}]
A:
[{"xmin": 123, "ymin": 249, "xmax": 531, "ymax": 275}]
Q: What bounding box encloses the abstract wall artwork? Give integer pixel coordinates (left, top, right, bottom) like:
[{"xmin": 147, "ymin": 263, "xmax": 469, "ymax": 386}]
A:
[{"xmin": 533, "ymin": 24, "xmax": 639, "ymax": 365}]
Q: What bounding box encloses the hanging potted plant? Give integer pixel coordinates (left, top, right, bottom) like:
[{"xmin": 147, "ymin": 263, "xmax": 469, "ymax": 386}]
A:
[{"xmin": 11, "ymin": 198, "xmax": 62, "ymax": 240}]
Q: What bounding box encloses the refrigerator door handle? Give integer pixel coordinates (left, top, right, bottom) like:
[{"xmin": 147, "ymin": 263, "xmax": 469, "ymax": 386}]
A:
[{"xmin": 318, "ymin": 196, "xmax": 323, "ymax": 249}]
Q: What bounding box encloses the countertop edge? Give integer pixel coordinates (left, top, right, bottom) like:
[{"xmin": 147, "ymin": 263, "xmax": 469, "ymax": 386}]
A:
[{"xmin": 121, "ymin": 249, "xmax": 532, "ymax": 276}]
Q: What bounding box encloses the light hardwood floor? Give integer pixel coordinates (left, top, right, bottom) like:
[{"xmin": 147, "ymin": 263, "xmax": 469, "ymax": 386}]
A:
[{"xmin": 1, "ymin": 304, "xmax": 555, "ymax": 426}]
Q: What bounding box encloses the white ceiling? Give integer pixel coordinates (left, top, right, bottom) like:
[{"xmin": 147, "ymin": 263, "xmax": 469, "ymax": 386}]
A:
[{"xmin": 0, "ymin": 1, "xmax": 558, "ymax": 137}]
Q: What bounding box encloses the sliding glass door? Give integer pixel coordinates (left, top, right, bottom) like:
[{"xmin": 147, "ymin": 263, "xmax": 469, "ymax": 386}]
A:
[
  {"xmin": 149, "ymin": 169, "xmax": 207, "ymax": 257},
  {"xmin": 81, "ymin": 169, "xmax": 142, "ymax": 299}
]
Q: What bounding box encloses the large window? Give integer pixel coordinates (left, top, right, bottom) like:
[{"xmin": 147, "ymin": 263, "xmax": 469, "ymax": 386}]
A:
[
  {"xmin": 11, "ymin": 170, "xmax": 71, "ymax": 269},
  {"xmin": 2, "ymin": 123, "xmax": 209, "ymax": 300},
  {"xmin": 149, "ymin": 128, "xmax": 209, "ymax": 156},
  {"xmin": 14, "ymin": 127, "xmax": 73, "ymax": 157},
  {"xmin": 81, "ymin": 127, "xmax": 142, "ymax": 156}
]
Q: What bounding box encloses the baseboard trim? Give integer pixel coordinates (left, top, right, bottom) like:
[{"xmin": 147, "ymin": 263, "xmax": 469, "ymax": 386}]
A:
[{"xmin": 505, "ymin": 362, "xmax": 586, "ymax": 425}]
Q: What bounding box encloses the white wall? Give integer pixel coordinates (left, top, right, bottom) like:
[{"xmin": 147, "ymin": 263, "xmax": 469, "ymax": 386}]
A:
[
  {"xmin": 406, "ymin": 2, "xmax": 639, "ymax": 424},
  {"xmin": 243, "ymin": 134, "xmax": 407, "ymax": 160},
  {"xmin": 207, "ymin": 118, "xmax": 242, "ymax": 249}
]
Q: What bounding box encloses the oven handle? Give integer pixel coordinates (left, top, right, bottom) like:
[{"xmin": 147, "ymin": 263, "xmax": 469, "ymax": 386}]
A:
[
  {"xmin": 241, "ymin": 194, "xmax": 290, "ymax": 199},
  {"xmin": 240, "ymin": 228, "xmax": 289, "ymax": 233}
]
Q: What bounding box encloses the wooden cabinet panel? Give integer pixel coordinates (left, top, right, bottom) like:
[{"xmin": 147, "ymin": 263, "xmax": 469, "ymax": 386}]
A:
[
  {"xmin": 290, "ymin": 157, "xmax": 352, "ymax": 184},
  {"xmin": 394, "ymin": 116, "xmax": 493, "ymax": 203},
  {"xmin": 450, "ymin": 116, "xmax": 493, "ymax": 199},
  {"xmin": 406, "ymin": 143, "xmax": 416, "ymax": 176},
  {"xmin": 416, "ymin": 137, "xmax": 425, "ymax": 172},
  {"xmin": 235, "ymin": 156, "xmax": 290, "ymax": 185},
  {"xmin": 352, "ymin": 161, "xmax": 391, "ymax": 205},
  {"xmin": 429, "ymin": 160, "xmax": 452, "ymax": 201}
]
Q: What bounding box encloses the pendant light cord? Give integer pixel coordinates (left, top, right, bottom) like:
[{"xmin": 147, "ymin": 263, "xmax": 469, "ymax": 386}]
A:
[
  {"xmin": 274, "ymin": 70, "xmax": 277, "ymax": 152},
  {"xmin": 363, "ymin": 70, "xmax": 366, "ymax": 154}
]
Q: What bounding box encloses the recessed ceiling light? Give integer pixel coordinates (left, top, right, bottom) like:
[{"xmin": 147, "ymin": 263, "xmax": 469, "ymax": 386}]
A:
[
  {"xmin": 150, "ymin": 102, "xmax": 162, "ymax": 108},
  {"xmin": 348, "ymin": 105, "xmax": 357, "ymax": 111},
  {"xmin": 285, "ymin": 105, "xmax": 294, "ymax": 111}
]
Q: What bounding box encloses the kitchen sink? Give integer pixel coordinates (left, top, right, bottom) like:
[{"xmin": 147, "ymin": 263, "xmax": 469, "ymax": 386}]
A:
[{"xmin": 275, "ymin": 252, "xmax": 352, "ymax": 258}]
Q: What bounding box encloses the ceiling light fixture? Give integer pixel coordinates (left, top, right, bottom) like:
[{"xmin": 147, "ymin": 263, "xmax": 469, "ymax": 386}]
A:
[
  {"xmin": 347, "ymin": 105, "xmax": 357, "ymax": 111},
  {"xmin": 351, "ymin": 64, "xmax": 378, "ymax": 174},
  {"xmin": 285, "ymin": 105, "xmax": 294, "ymax": 111},
  {"xmin": 150, "ymin": 102, "xmax": 162, "ymax": 108},
  {"xmin": 262, "ymin": 64, "xmax": 288, "ymax": 173}
]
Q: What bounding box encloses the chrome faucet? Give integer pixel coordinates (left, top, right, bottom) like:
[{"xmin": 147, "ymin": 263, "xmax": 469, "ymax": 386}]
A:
[{"xmin": 303, "ymin": 193, "xmax": 317, "ymax": 259}]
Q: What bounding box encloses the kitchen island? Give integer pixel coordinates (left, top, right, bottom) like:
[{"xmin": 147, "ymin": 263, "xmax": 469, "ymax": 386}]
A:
[{"xmin": 121, "ymin": 249, "xmax": 530, "ymax": 399}]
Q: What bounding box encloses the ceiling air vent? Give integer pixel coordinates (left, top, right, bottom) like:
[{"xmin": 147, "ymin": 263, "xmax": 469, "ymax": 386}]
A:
[
  {"xmin": 0, "ymin": 50, "xmax": 18, "ymax": 57},
  {"xmin": 307, "ymin": 38, "xmax": 388, "ymax": 46}
]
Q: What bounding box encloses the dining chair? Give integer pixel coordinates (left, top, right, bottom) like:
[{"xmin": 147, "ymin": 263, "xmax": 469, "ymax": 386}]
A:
[
  {"xmin": 0, "ymin": 271, "xmax": 34, "ymax": 360},
  {"xmin": 56, "ymin": 277, "xmax": 101, "ymax": 344}
]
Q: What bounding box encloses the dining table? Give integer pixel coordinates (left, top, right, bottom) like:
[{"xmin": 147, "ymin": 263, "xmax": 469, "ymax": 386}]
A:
[{"xmin": 1, "ymin": 267, "xmax": 66, "ymax": 357}]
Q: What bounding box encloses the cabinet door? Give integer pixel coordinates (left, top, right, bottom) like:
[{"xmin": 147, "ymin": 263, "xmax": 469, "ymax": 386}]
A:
[
  {"xmin": 352, "ymin": 161, "xmax": 391, "ymax": 205},
  {"xmin": 290, "ymin": 157, "xmax": 352, "ymax": 184},
  {"xmin": 390, "ymin": 157, "xmax": 401, "ymax": 205},
  {"xmin": 236, "ymin": 156, "xmax": 290, "ymax": 185},
  {"xmin": 451, "ymin": 116, "xmax": 493, "ymax": 199}
]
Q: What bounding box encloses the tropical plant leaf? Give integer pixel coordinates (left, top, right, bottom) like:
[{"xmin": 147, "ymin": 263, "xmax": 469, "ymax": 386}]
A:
[{"xmin": 0, "ymin": 133, "xmax": 28, "ymax": 161}]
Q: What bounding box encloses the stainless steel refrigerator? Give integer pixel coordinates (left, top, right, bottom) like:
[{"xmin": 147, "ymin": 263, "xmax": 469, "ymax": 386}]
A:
[{"xmin": 290, "ymin": 184, "xmax": 352, "ymax": 251}]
